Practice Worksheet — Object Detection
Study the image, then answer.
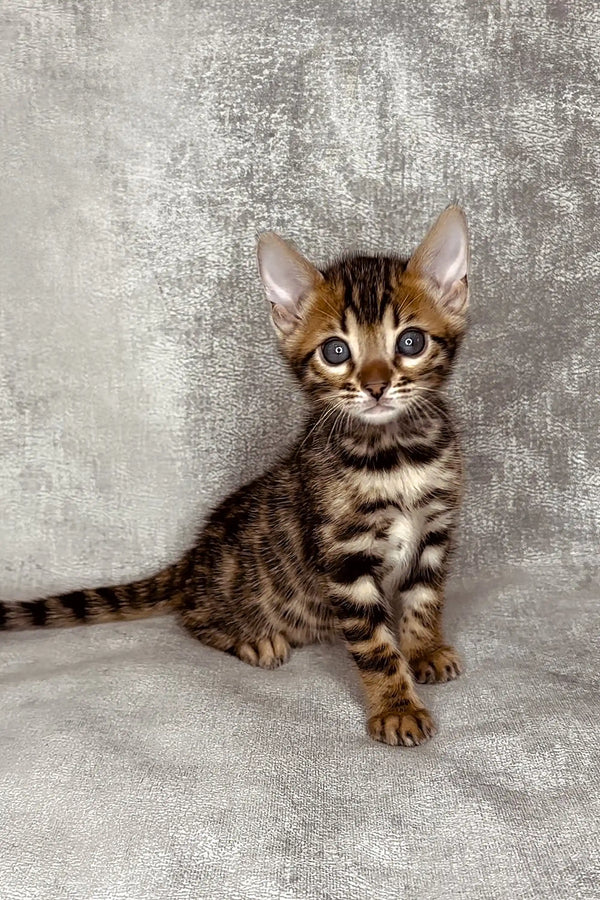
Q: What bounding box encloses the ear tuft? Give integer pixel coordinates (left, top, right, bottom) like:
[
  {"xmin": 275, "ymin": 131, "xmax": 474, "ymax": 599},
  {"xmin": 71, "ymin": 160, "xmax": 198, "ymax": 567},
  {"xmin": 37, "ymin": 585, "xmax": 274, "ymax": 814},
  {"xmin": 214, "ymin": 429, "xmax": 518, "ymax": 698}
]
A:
[
  {"xmin": 257, "ymin": 232, "xmax": 322, "ymax": 334},
  {"xmin": 407, "ymin": 206, "xmax": 470, "ymax": 315}
]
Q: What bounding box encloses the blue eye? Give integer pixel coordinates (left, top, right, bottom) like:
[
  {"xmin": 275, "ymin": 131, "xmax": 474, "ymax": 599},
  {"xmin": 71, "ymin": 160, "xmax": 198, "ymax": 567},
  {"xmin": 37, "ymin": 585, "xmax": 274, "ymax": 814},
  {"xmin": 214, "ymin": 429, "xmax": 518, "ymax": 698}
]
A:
[
  {"xmin": 396, "ymin": 328, "xmax": 426, "ymax": 357},
  {"xmin": 322, "ymin": 338, "xmax": 351, "ymax": 365}
]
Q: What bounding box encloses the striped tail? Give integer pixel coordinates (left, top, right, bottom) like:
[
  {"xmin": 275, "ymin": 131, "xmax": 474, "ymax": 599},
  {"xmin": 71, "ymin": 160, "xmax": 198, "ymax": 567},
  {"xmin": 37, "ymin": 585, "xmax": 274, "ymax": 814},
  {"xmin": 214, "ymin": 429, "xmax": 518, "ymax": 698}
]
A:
[{"xmin": 0, "ymin": 549, "xmax": 196, "ymax": 631}]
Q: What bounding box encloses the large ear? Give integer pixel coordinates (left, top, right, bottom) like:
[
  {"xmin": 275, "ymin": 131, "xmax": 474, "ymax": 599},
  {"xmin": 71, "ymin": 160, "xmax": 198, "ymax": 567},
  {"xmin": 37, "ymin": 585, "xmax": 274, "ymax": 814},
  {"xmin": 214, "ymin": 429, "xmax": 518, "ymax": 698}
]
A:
[
  {"xmin": 257, "ymin": 232, "xmax": 323, "ymax": 335},
  {"xmin": 406, "ymin": 206, "xmax": 470, "ymax": 316}
]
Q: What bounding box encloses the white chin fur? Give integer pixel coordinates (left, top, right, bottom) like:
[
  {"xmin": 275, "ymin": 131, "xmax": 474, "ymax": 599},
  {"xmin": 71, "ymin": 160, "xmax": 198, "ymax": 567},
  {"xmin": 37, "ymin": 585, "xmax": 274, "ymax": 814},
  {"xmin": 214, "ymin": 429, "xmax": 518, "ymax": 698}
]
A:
[{"xmin": 356, "ymin": 406, "xmax": 400, "ymax": 425}]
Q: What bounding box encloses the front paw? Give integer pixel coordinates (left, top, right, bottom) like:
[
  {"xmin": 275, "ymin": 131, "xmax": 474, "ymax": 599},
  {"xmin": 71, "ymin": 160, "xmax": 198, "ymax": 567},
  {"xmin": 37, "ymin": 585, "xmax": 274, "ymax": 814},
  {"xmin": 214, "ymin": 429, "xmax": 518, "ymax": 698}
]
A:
[
  {"xmin": 411, "ymin": 645, "xmax": 463, "ymax": 684},
  {"xmin": 368, "ymin": 705, "xmax": 436, "ymax": 747}
]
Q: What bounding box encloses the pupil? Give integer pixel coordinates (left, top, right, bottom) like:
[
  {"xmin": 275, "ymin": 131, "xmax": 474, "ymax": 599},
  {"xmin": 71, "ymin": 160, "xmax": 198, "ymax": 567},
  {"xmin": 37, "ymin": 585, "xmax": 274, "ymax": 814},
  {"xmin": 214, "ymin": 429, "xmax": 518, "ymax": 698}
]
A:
[
  {"xmin": 335, "ymin": 346, "xmax": 342, "ymax": 354},
  {"xmin": 405, "ymin": 338, "xmax": 413, "ymax": 345}
]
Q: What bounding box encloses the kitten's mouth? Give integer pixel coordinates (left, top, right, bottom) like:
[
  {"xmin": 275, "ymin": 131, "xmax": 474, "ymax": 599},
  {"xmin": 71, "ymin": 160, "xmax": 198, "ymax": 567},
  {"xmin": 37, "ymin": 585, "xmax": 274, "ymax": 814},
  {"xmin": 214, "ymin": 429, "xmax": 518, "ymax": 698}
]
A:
[{"xmin": 358, "ymin": 402, "xmax": 400, "ymax": 424}]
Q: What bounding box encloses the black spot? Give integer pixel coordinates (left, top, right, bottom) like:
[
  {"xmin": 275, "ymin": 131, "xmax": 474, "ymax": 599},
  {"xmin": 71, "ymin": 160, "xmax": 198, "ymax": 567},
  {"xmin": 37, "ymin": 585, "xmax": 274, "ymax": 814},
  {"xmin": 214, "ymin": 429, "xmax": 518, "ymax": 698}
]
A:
[
  {"xmin": 421, "ymin": 530, "xmax": 450, "ymax": 548},
  {"xmin": 334, "ymin": 521, "xmax": 373, "ymax": 542},
  {"xmin": 407, "ymin": 606, "xmax": 430, "ymax": 625},
  {"xmin": 357, "ymin": 498, "xmax": 395, "ymax": 514},
  {"xmin": 330, "ymin": 552, "xmax": 380, "ymax": 584},
  {"xmin": 27, "ymin": 599, "xmax": 48, "ymax": 627},
  {"xmin": 123, "ymin": 583, "xmax": 145, "ymax": 610},
  {"xmin": 350, "ymin": 649, "xmax": 398, "ymax": 676},
  {"xmin": 445, "ymin": 341, "xmax": 457, "ymax": 362},
  {"xmin": 399, "ymin": 571, "xmax": 426, "ymax": 593},
  {"xmin": 402, "ymin": 548, "xmax": 446, "ymax": 595},
  {"xmin": 60, "ymin": 591, "xmax": 88, "ymax": 620},
  {"xmin": 400, "ymin": 531, "xmax": 449, "ymax": 592},
  {"xmin": 431, "ymin": 334, "xmax": 457, "ymax": 361},
  {"xmin": 181, "ymin": 592, "xmax": 198, "ymax": 611},
  {"xmin": 96, "ymin": 586, "xmax": 121, "ymax": 613},
  {"xmin": 333, "ymin": 598, "xmax": 389, "ymax": 628},
  {"xmin": 342, "ymin": 619, "xmax": 376, "ymax": 642},
  {"xmin": 144, "ymin": 576, "xmax": 164, "ymax": 607},
  {"xmin": 429, "ymin": 363, "xmax": 447, "ymax": 379},
  {"xmin": 0, "ymin": 602, "xmax": 7, "ymax": 630}
]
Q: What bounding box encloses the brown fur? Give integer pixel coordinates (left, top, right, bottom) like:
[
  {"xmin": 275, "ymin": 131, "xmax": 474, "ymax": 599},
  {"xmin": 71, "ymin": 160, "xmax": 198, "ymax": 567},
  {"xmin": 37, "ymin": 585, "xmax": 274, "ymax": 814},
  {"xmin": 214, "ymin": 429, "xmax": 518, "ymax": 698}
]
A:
[{"xmin": 1, "ymin": 208, "xmax": 470, "ymax": 747}]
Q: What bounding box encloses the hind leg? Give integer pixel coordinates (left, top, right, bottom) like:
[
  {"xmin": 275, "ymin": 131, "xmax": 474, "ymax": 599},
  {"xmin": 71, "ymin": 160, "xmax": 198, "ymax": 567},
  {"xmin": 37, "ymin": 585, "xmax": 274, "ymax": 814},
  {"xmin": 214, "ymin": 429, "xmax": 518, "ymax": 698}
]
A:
[{"xmin": 178, "ymin": 605, "xmax": 294, "ymax": 670}]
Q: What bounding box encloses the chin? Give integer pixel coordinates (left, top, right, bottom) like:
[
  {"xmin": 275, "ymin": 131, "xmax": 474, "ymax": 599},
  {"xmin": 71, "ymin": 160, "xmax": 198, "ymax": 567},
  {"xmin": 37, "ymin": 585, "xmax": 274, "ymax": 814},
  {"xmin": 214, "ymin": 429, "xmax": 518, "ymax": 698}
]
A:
[{"xmin": 356, "ymin": 406, "xmax": 401, "ymax": 425}]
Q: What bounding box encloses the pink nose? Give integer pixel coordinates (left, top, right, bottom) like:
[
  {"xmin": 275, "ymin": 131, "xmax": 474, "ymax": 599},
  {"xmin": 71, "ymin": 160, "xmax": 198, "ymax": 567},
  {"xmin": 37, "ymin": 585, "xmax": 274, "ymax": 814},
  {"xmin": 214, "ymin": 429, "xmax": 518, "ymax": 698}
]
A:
[{"xmin": 364, "ymin": 381, "xmax": 388, "ymax": 400}]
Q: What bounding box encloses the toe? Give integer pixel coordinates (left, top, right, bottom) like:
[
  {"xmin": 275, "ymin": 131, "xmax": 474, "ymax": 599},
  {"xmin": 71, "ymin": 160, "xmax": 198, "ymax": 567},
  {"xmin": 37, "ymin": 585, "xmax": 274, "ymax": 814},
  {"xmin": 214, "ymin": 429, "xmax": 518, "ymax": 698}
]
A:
[
  {"xmin": 237, "ymin": 642, "xmax": 259, "ymax": 666},
  {"xmin": 257, "ymin": 637, "xmax": 277, "ymax": 668},
  {"xmin": 412, "ymin": 646, "xmax": 463, "ymax": 684},
  {"xmin": 368, "ymin": 706, "xmax": 436, "ymax": 747},
  {"xmin": 237, "ymin": 635, "xmax": 291, "ymax": 669}
]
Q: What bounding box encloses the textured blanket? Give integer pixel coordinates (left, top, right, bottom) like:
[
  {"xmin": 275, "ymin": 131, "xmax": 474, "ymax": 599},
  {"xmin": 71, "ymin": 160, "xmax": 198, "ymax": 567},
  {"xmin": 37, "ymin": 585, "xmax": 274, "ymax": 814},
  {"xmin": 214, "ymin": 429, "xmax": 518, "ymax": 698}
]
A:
[{"xmin": 1, "ymin": 2, "xmax": 599, "ymax": 898}]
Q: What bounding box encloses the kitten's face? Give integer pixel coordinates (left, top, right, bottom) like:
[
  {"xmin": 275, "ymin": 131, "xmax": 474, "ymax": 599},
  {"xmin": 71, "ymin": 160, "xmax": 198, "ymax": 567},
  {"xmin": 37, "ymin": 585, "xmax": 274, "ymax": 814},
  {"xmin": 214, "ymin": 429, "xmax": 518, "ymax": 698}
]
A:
[
  {"xmin": 258, "ymin": 207, "xmax": 469, "ymax": 430},
  {"xmin": 283, "ymin": 257, "xmax": 463, "ymax": 425}
]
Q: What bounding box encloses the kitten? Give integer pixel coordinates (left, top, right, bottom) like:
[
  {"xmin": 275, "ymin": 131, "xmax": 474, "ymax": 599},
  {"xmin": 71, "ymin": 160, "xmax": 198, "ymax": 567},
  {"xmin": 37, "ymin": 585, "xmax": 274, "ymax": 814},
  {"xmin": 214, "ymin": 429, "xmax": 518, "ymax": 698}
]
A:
[{"xmin": 1, "ymin": 207, "xmax": 470, "ymax": 747}]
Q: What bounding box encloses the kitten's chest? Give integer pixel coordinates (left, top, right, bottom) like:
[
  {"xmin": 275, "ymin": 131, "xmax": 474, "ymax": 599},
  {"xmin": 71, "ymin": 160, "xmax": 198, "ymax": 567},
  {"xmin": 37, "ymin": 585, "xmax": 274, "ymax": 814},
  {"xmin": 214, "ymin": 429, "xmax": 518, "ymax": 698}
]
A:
[
  {"xmin": 378, "ymin": 506, "xmax": 427, "ymax": 594},
  {"xmin": 318, "ymin": 439, "xmax": 460, "ymax": 587},
  {"xmin": 355, "ymin": 460, "xmax": 458, "ymax": 594}
]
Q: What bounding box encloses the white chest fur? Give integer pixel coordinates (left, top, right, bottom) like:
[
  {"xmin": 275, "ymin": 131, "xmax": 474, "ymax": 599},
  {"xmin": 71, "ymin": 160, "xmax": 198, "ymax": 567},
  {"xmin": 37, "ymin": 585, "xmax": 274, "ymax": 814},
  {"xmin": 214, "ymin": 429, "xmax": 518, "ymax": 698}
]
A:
[{"xmin": 380, "ymin": 507, "xmax": 426, "ymax": 598}]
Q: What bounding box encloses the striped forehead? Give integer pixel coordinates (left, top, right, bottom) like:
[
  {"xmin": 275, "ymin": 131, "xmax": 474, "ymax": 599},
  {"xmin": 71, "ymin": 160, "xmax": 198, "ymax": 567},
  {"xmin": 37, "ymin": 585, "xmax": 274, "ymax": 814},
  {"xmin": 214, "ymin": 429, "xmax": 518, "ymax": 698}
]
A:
[
  {"xmin": 342, "ymin": 304, "xmax": 397, "ymax": 360},
  {"xmin": 335, "ymin": 256, "xmax": 404, "ymax": 327}
]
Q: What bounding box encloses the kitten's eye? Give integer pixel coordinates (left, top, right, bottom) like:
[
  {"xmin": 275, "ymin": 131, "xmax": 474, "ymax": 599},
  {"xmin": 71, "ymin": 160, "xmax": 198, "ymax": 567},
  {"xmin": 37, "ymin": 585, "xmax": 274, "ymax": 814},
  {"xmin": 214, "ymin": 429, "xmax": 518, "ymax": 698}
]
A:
[
  {"xmin": 396, "ymin": 328, "xmax": 426, "ymax": 357},
  {"xmin": 321, "ymin": 338, "xmax": 351, "ymax": 365}
]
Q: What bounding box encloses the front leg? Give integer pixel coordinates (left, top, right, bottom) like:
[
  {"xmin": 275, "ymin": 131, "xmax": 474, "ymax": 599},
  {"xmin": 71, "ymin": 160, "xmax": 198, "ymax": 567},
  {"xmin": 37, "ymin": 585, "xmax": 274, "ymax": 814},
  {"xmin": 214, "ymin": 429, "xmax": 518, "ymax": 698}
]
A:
[
  {"xmin": 326, "ymin": 551, "xmax": 435, "ymax": 746},
  {"xmin": 397, "ymin": 535, "xmax": 463, "ymax": 684}
]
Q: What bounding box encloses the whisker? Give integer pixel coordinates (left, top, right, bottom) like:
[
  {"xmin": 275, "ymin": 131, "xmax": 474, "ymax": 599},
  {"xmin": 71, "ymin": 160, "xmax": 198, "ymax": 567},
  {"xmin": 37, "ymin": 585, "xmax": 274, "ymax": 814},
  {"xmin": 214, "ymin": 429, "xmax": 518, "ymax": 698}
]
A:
[{"xmin": 298, "ymin": 403, "xmax": 341, "ymax": 452}]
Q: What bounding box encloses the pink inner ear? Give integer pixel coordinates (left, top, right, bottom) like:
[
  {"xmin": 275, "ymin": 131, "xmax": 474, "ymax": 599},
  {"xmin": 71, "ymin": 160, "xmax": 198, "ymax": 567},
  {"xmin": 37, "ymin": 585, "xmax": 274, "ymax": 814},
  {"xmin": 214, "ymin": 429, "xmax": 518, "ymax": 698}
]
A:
[
  {"xmin": 271, "ymin": 303, "xmax": 299, "ymax": 335},
  {"xmin": 257, "ymin": 232, "xmax": 321, "ymax": 315},
  {"xmin": 431, "ymin": 230, "xmax": 468, "ymax": 291},
  {"xmin": 409, "ymin": 208, "xmax": 469, "ymax": 298},
  {"xmin": 443, "ymin": 278, "xmax": 468, "ymax": 315}
]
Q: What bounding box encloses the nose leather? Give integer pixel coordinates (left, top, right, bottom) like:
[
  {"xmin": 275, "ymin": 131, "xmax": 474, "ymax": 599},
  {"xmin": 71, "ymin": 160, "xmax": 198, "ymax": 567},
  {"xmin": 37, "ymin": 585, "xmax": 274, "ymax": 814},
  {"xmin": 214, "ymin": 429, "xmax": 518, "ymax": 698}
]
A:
[
  {"xmin": 360, "ymin": 358, "xmax": 391, "ymax": 400},
  {"xmin": 364, "ymin": 381, "xmax": 388, "ymax": 400}
]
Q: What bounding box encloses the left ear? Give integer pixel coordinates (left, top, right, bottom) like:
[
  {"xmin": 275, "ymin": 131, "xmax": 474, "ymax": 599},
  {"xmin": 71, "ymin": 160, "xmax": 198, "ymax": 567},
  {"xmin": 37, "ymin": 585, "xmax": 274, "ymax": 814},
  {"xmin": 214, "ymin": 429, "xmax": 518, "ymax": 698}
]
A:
[
  {"xmin": 257, "ymin": 232, "xmax": 323, "ymax": 335},
  {"xmin": 406, "ymin": 206, "xmax": 470, "ymax": 316}
]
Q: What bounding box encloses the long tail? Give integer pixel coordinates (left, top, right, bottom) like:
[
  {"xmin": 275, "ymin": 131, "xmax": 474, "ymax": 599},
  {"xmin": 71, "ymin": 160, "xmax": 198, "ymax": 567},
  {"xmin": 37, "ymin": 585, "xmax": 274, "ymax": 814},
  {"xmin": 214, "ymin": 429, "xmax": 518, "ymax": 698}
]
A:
[{"xmin": 0, "ymin": 548, "xmax": 196, "ymax": 631}]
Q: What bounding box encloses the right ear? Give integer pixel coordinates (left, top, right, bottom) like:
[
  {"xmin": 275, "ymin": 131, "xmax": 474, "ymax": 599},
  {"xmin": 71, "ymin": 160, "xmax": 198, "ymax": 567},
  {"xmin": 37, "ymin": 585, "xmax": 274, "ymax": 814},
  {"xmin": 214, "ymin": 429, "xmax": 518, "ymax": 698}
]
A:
[
  {"xmin": 257, "ymin": 232, "xmax": 323, "ymax": 335},
  {"xmin": 405, "ymin": 206, "xmax": 470, "ymax": 320}
]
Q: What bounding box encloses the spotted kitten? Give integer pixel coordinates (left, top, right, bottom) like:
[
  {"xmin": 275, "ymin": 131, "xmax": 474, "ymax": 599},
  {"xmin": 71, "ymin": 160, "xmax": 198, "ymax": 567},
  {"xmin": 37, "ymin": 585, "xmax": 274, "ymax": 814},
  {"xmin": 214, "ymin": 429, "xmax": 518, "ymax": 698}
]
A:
[{"xmin": 1, "ymin": 207, "xmax": 470, "ymax": 747}]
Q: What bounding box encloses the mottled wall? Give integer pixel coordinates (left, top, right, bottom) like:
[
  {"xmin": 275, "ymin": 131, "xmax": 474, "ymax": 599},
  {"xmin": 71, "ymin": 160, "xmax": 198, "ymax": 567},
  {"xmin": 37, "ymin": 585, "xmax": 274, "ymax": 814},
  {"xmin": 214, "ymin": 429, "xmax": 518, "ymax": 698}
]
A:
[{"xmin": 1, "ymin": 0, "xmax": 599, "ymax": 599}]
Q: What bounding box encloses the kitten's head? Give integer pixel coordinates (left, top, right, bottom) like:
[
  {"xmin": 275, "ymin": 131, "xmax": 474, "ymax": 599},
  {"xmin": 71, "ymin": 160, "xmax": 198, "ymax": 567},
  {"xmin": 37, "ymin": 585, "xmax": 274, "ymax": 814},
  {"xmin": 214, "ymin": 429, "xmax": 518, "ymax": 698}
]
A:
[{"xmin": 257, "ymin": 207, "xmax": 469, "ymax": 427}]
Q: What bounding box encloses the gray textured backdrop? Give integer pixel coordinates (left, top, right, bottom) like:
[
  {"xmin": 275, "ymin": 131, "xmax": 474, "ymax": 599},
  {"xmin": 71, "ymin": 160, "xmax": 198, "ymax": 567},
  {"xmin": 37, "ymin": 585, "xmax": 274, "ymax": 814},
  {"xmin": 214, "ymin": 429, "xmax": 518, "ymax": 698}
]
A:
[{"xmin": 1, "ymin": 2, "xmax": 599, "ymax": 899}]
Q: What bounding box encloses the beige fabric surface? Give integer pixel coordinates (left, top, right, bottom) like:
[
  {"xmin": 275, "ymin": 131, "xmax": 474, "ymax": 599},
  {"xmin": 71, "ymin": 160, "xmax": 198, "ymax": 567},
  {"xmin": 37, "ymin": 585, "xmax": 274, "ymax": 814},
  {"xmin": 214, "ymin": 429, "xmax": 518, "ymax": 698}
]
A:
[{"xmin": 1, "ymin": 2, "xmax": 599, "ymax": 897}]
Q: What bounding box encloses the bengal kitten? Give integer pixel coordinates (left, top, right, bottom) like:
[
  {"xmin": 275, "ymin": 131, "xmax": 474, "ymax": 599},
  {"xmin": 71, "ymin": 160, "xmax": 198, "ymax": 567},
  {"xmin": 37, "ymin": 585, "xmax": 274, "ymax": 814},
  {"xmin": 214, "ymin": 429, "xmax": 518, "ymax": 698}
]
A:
[{"xmin": 1, "ymin": 207, "xmax": 470, "ymax": 747}]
